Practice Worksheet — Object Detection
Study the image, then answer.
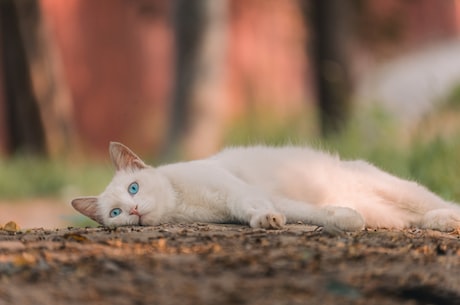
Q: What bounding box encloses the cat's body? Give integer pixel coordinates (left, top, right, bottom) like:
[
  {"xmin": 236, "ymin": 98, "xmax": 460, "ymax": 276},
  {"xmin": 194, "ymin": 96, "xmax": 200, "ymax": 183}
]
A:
[{"xmin": 71, "ymin": 142, "xmax": 460, "ymax": 232}]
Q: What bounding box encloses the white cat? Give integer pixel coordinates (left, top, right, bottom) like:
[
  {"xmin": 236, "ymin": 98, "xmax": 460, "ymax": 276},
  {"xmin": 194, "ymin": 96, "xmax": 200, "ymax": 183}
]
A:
[{"xmin": 71, "ymin": 142, "xmax": 460, "ymax": 232}]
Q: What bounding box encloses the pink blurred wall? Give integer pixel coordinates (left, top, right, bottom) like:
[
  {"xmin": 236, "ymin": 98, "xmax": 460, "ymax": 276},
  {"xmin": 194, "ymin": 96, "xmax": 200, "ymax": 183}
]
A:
[
  {"xmin": 40, "ymin": 0, "xmax": 174, "ymax": 155},
  {"xmin": 1, "ymin": 0, "xmax": 460, "ymax": 157}
]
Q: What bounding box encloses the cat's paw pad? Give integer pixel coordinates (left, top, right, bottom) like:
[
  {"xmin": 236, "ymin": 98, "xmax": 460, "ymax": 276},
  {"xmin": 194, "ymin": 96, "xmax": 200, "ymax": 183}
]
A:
[
  {"xmin": 420, "ymin": 209, "xmax": 460, "ymax": 232},
  {"xmin": 323, "ymin": 206, "xmax": 365, "ymax": 232},
  {"xmin": 250, "ymin": 213, "xmax": 286, "ymax": 230}
]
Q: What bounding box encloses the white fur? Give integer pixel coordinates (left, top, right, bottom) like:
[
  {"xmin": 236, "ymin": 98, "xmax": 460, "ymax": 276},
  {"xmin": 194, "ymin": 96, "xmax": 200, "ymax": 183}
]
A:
[{"xmin": 72, "ymin": 144, "xmax": 460, "ymax": 232}]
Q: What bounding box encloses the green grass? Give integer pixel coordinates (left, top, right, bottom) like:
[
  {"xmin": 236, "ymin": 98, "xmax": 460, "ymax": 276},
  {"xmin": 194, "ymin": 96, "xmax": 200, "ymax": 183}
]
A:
[
  {"xmin": 0, "ymin": 157, "xmax": 113, "ymax": 200},
  {"xmin": 223, "ymin": 108, "xmax": 319, "ymax": 147}
]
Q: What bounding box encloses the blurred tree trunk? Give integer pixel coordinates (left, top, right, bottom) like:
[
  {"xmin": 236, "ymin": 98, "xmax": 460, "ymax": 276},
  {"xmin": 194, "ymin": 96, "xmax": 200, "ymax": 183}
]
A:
[
  {"xmin": 0, "ymin": 0, "xmax": 78, "ymax": 156},
  {"xmin": 0, "ymin": 0, "xmax": 46, "ymax": 155},
  {"xmin": 167, "ymin": 0, "xmax": 228, "ymax": 159},
  {"xmin": 309, "ymin": 0, "xmax": 352, "ymax": 136},
  {"xmin": 166, "ymin": 0, "xmax": 204, "ymax": 157},
  {"xmin": 14, "ymin": 0, "xmax": 78, "ymax": 156}
]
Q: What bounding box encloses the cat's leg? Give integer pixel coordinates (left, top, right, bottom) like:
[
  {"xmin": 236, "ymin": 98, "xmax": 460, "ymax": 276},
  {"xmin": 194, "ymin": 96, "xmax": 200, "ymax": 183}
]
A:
[
  {"xmin": 233, "ymin": 195, "xmax": 286, "ymax": 229},
  {"xmin": 274, "ymin": 198, "xmax": 365, "ymax": 232},
  {"xmin": 367, "ymin": 175, "xmax": 460, "ymax": 231},
  {"xmin": 227, "ymin": 193, "xmax": 286, "ymax": 229},
  {"xmin": 419, "ymin": 209, "xmax": 460, "ymax": 231},
  {"xmin": 343, "ymin": 160, "xmax": 460, "ymax": 230},
  {"xmin": 188, "ymin": 163, "xmax": 287, "ymax": 229}
]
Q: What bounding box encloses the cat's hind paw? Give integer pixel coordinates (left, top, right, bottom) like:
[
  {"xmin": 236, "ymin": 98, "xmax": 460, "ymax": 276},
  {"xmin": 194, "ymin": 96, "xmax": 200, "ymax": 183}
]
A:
[
  {"xmin": 250, "ymin": 213, "xmax": 286, "ymax": 230},
  {"xmin": 420, "ymin": 209, "xmax": 460, "ymax": 232}
]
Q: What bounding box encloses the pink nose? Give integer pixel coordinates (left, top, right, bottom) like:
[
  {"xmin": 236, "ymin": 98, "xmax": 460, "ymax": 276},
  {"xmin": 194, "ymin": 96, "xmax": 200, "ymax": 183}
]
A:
[{"xmin": 129, "ymin": 206, "xmax": 140, "ymax": 216}]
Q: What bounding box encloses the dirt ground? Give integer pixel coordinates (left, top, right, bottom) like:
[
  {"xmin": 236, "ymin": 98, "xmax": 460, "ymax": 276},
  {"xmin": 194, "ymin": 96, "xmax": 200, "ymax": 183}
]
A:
[{"xmin": 0, "ymin": 223, "xmax": 459, "ymax": 305}]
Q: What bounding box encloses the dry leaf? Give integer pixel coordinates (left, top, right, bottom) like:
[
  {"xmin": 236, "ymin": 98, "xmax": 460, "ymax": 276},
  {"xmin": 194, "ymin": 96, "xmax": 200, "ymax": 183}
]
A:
[
  {"xmin": 63, "ymin": 233, "xmax": 89, "ymax": 242},
  {"xmin": 4, "ymin": 221, "xmax": 20, "ymax": 232}
]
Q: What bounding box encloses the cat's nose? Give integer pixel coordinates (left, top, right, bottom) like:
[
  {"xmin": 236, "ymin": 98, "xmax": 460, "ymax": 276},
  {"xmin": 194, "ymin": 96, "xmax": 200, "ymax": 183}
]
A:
[{"xmin": 129, "ymin": 206, "xmax": 140, "ymax": 216}]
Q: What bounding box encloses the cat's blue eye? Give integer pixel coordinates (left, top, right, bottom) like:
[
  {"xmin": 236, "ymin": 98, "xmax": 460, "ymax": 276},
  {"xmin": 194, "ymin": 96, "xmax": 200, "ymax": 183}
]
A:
[
  {"xmin": 110, "ymin": 208, "xmax": 122, "ymax": 218},
  {"xmin": 128, "ymin": 182, "xmax": 139, "ymax": 195}
]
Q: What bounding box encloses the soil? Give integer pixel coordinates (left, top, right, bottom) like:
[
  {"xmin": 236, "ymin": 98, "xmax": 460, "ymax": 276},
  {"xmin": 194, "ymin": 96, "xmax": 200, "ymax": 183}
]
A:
[{"xmin": 0, "ymin": 223, "xmax": 460, "ymax": 305}]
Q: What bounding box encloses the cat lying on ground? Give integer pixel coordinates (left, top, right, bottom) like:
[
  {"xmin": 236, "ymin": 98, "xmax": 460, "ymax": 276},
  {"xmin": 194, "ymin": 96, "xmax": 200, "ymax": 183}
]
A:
[{"xmin": 71, "ymin": 142, "xmax": 460, "ymax": 232}]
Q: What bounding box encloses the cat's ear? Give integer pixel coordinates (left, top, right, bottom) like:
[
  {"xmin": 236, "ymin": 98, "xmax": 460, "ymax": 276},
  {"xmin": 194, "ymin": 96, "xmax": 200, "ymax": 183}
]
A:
[
  {"xmin": 71, "ymin": 197, "xmax": 103, "ymax": 224},
  {"xmin": 109, "ymin": 142, "xmax": 148, "ymax": 171}
]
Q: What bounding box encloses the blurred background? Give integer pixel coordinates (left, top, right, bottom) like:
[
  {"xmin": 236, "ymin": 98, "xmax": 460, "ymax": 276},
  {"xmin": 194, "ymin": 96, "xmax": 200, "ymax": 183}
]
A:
[{"xmin": 1, "ymin": 0, "xmax": 460, "ymax": 228}]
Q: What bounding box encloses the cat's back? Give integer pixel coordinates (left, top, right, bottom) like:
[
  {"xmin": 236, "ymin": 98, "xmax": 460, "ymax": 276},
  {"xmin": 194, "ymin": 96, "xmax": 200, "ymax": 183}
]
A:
[
  {"xmin": 215, "ymin": 145, "xmax": 332, "ymax": 161},
  {"xmin": 212, "ymin": 145, "xmax": 338, "ymax": 177}
]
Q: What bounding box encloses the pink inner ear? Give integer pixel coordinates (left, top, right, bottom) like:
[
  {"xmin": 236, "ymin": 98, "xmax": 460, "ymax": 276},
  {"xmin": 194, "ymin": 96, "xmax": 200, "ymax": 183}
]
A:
[
  {"xmin": 109, "ymin": 142, "xmax": 147, "ymax": 171},
  {"xmin": 71, "ymin": 197, "xmax": 102, "ymax": 224}
]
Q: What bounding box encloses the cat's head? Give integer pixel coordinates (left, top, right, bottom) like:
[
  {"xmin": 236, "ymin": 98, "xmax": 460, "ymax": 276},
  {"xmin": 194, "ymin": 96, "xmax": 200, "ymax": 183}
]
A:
[{"xmin": 71, "ymin": 142, "xmax": 174, "ymax": 226}]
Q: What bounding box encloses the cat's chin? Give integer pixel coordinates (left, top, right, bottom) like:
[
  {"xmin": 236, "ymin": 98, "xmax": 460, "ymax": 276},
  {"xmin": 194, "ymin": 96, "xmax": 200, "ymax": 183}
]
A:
[{"xmin": 138, "ymin": 213, "xmax": 156, "ymax": 226}]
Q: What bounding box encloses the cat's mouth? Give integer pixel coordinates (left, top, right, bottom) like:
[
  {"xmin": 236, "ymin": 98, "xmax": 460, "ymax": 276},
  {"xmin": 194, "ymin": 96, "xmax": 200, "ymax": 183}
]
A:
[
  {"xmin": 130, "ymin": 206, "xmax": 149, "ymax": 226},
  {"xmin": 137, "ymin": 213, "xmax": 150, "ymax": 226},
  {"xmin": 128, "ymin": 206, "xmax": 154, "ymax": 226}
]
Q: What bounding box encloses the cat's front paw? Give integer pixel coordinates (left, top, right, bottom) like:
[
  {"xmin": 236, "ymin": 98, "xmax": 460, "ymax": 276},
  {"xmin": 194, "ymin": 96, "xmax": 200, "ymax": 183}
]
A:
[
  {"xmin": 322, "ymin": 206, "xmax": 365, "ymax": 233},
  {"xmin": 250, "ymin": 213, "xmax": 286, "ymax": 230}
]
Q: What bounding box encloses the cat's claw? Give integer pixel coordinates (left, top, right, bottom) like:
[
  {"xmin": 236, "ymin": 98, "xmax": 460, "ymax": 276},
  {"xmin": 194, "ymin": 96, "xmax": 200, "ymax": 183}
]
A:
[{"xmin": 250, "ymin": 213, "xmax": 286, "ymax": 229}]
